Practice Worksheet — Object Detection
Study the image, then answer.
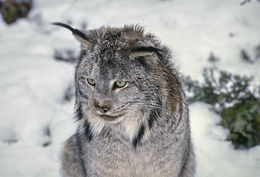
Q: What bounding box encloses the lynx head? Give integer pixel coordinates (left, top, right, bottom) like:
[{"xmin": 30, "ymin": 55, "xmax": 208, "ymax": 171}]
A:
[{"xmin": 53, "ymin": 23, "xmax": 183, "ymax": 141}]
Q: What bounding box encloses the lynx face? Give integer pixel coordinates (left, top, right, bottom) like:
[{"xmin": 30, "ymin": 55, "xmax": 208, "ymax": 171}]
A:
[
  {"xmin": 52, "ymin": 23, "xmax": 172, "ymax": 135},
  {"xmin": 76, "ymin": 46, "xmax": 155, "ymax": 124}
]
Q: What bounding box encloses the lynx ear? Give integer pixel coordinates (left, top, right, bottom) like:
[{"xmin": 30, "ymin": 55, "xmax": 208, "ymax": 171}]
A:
[
  {"xmin": 130, "ymin": 46, "xmax": 164, "ymax": 61},
  {"xmin": 52, "ymin": 22, "xmax": 92, "ymax": 49}
]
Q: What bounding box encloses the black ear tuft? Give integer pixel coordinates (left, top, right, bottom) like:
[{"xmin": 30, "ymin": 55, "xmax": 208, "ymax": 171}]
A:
[
  {"xmin": 131, "ymin": 46, "xmax": 164, "ymax": 61},
  {"xmin": 52, "ymin": 22, "xmax": 93, "ymax": 49},
  {"xmin": 52, "ymin": 22, "xmax": 74, "ymax": 32},
  {"xmin": 132, "ymin": 46, "xmax": 163, "ymax": 53},
  {"xmin": 52, "ymin": 22, "xmax": 91, "ymax": 41}
]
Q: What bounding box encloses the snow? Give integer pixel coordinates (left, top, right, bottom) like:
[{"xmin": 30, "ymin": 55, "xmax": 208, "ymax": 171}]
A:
[
  {"xmin": 190, "ymin": 103, "xmax": 260, "ymax": 177},
  {"xmin": 0, "ymin": 0, "xmax": 260, "ymax": 176}
]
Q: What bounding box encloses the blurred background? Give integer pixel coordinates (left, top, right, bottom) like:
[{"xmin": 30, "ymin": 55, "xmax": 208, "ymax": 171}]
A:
[{"xmin": 0, "ymin": 0, "xmax": 259, "ymax": 177}]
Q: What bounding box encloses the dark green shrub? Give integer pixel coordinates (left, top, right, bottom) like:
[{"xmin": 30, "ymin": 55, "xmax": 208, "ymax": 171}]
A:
[
  {"xmin": 0, "ymin": 0, "xmax": 33, "ymax": 24},
  {"xmin": 240, "ymin": 44, "xmax": 260, "ymax": 63},
  {"xmin": 183, "ymin": 53, "xmax": 260, "ymax": 149}
]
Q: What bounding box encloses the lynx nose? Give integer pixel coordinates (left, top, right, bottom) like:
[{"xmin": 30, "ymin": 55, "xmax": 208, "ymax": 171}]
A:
[{"xmin": 94, "ymin": 99, "xmax": 112, "ymax": 114}]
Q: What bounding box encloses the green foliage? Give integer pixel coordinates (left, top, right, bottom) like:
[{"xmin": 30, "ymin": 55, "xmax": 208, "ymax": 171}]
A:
[
  {"xmin": 220, "ymin": 96, "xmax": 260, "ymax": 149},
  {"xmin": 183, "ymin": 54, "xmax": 260, "ymax": 149},
  {"xmin": 240, "ymin": 44, "xmax": 260, "ymax": 63},
  {"xmin": 255, "ymin": 44, "xmax": 260, "ymax": 61},
  {"xmin": 240, "ymin": 0, "xmax": 260, "ymax": 6},
  {"xmin": 208, "ymin": 52, "xmax": 220, "ymax": 63},
  {"xmin": 240, "ymin": 49, "xmax": 251, "ymax": 63},
  {"xmin": 0, "ymin": 0, "xmax": 32, "ymax": 24}
]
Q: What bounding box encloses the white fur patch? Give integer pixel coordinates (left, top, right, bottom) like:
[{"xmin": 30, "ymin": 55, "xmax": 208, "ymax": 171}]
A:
[
  {"xmin": 120, "ymin": 113, "xmax": 141, "ymax": 141},
  {"xmin": 83, "ymin": 104, "xmax": 146, "ymax": 141},
  {"xmin": 88, "ymin": 115, "xmax": 106, "ymax": 135}
]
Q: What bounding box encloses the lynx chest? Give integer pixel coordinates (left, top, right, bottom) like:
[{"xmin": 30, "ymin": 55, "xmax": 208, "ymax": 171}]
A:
[{"xmin": 84, "ymin": 137, "xmax": 181, "ymax": 177}]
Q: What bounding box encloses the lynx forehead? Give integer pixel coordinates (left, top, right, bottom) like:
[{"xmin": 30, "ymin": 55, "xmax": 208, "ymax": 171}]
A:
[{"xmin": 53, "ymin": 22, "xmax": 195, "ymax": 177}]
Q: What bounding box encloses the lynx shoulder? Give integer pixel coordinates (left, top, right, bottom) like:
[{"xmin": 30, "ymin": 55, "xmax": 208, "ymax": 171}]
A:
[{"xmin": 53, "ymin": 22, "xmax": 195, "ymax": 177}]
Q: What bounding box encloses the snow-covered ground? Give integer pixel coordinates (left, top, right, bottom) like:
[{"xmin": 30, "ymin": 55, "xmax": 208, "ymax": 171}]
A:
[{"xmin": 0, "ymin": 0, "xmax": 259, "ymax": 176}]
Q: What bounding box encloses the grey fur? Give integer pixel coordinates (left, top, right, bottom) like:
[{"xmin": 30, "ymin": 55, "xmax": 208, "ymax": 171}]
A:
[{"xmin": 54, "ymin": 23, "xmax": 195, "ymax": 177}]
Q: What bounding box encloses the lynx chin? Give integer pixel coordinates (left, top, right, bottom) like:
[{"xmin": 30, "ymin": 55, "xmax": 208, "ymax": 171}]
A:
[{"xmin": 53, "ymin": 22, "xmax": 195, "ymax": 177}]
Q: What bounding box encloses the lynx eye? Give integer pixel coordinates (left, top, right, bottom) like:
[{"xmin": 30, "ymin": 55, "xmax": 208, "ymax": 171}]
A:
[
  {"xmin": 87, "ymin": 78, "xmax": 96, "ymax": 86},
  {"xmin": 114, "ymin": 80, "xmax": 127, "ymax": 88}
]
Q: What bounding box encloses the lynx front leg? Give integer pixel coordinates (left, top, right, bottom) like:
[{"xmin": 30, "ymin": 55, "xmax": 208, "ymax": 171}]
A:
[{"xmin": 61, "ymin": 134, "xmax": 86, "ymax": 177}]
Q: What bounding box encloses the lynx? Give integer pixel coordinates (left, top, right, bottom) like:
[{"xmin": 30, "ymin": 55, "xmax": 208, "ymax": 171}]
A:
[{"xmin": 53, "ymin": 22, "xmax": 195, "ymax": 177}]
